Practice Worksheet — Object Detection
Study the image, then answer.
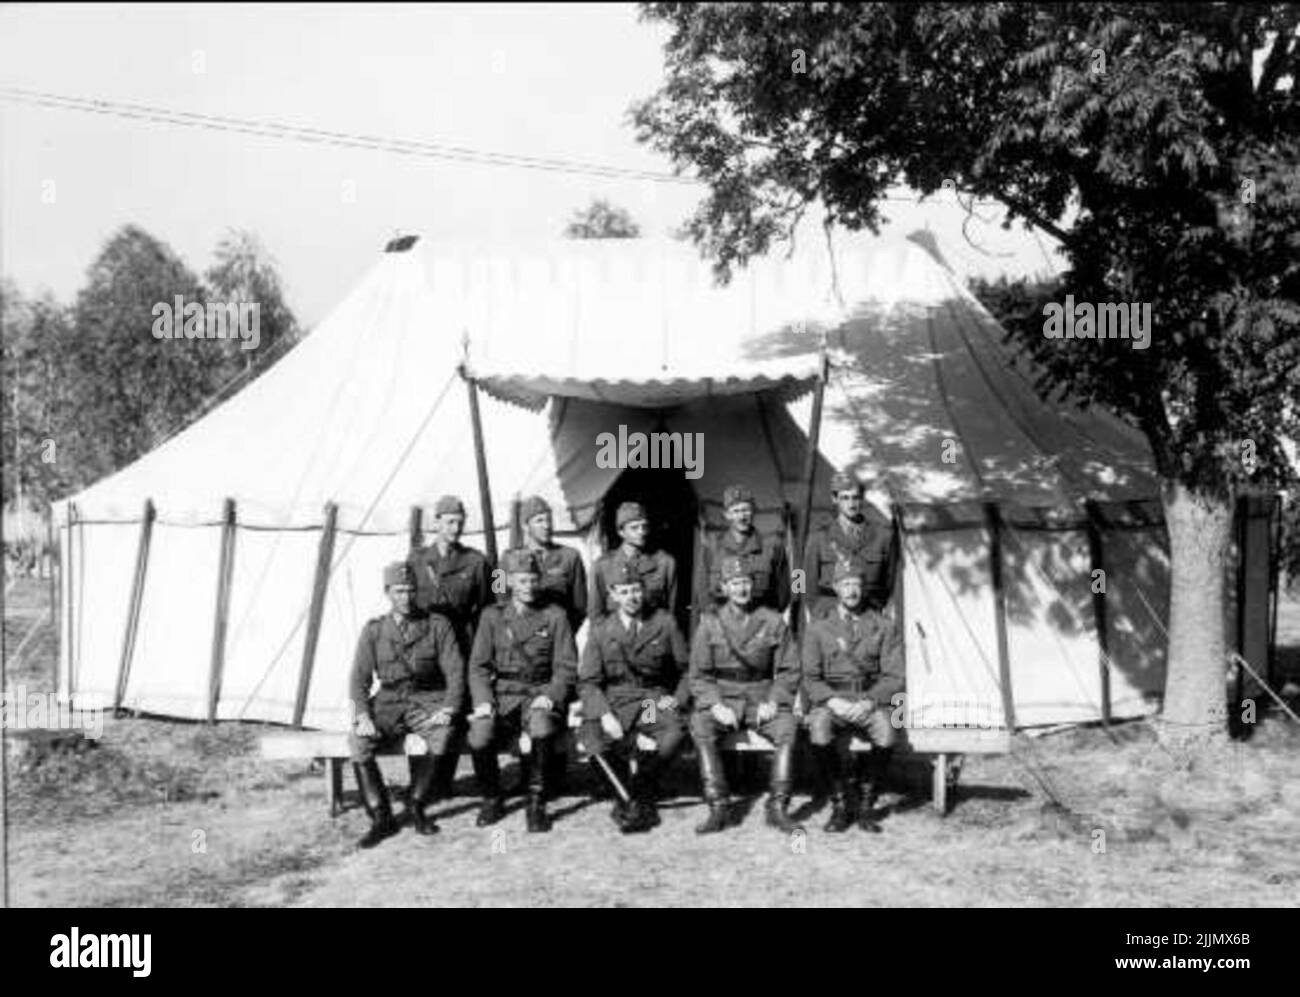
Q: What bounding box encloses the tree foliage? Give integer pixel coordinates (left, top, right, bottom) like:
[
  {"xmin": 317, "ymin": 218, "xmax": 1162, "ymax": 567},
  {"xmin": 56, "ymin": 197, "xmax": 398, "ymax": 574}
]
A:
[{"xmin": 563, "ymin": 198, "xmax": 642, "ymax": 238}]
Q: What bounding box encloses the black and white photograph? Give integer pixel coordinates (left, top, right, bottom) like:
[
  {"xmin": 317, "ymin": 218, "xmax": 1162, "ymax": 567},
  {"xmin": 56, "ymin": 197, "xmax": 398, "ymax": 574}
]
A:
[{"xmin": 1, "ymin": 1, "xmax": 1298, "ymax": 927}]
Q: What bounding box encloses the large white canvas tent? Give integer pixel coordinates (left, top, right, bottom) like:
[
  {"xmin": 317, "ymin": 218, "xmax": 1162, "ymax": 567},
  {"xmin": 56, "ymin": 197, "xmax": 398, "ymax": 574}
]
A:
[{"xmin": 55, "ymin": 220, "xmax": 1186, "ymax": 734}]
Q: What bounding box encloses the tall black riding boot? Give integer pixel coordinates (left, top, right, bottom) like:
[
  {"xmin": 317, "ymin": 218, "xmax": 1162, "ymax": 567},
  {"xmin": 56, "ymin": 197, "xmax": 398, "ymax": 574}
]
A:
[
  {"xmin": 858, "ymin": 747, "xmax": 892, "ymax": 833},
  {"xmin": 817, "ymin": 745, "xmax": 853, "ymax": 833},
  {"xmin": 588, "ymin": 752, "xmax": 634, "ymax": 831},
  {"xmin": 525, "ymin": 739, "xmax": 553, "ymax": 833},
  {"xmin": 353, "ymin": 761, "xmax": 399, "ymax": 849},
  {"xmin": 764, "ymin": 741, "xmax": 801, "ymax": 833},
  {"xmin": 407, "ymin": 754, "xmax": 440, "ymax": 835},
  {"xmin": 628, "ymin": 750, "xmax": 663, "ymax": 831},
  {"xmin": 430, "ymin": 741, "xmax": 460, "ymax": 802},
  {"xmin": 694, "ymin": 738, "xmax": 731, "ymax": 834},
  {"xmin": 472, "ymin": 748, "xmax": 505, "ymax": 827}
]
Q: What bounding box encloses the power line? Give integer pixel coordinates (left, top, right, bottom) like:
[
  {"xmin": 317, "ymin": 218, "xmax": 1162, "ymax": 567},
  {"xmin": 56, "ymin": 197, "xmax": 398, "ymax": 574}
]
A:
[
  {"xmin": 0, "ymin": 86, "xmax": 1013, "ymax": 207},
  {"xmin": 0, "ymin": 86, "xmax": 698, "ymax": 185}
]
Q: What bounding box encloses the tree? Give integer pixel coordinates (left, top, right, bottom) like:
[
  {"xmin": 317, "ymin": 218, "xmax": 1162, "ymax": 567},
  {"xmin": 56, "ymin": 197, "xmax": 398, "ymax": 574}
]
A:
[
  {"xmin": 205, "ymin": 228, "xmax": 300, "ymax": 383},
  {"xmin": 563, "ymin": 198, "xmax": 642, "ymax": 238},
  {"xmin": 633, "ymin": 3, "xmax": 1300, "ymax": 755},
  {"xmin": 69, "ymin": 225, "xmax": 216, "ymax": 478}
]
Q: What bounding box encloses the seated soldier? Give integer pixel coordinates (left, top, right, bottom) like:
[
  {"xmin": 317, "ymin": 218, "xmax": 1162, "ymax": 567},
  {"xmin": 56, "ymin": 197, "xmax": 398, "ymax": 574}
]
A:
[
  {"xmin": 348, "ymin": 562, "xmax": 464, "ymax": 848},
  {"xmin": 689, "ymin": 555, "xmax": 802, "ymax": 834},
  {"xmin": 802, "ymin": 558, "xmax": 905, "ymax": 832},
  {"xmin": 467, "ymin": 548, "xmax": 578, "ymax": 833},
  {"xmin": 578, "ymin": 562, "xmax": 690, "ymax": 833}
]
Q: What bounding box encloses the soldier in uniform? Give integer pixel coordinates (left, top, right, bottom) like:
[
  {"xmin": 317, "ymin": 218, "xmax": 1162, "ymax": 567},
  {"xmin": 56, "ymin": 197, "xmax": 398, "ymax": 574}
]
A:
[
  {"xmin": 467, "ymin": 548, "xmax": 578, "ymax": 832},
  {"xmin": 688, "ymin": 555, "xmax": 802, "ymax": 834},
  {"xmin": 407, "ymin": 494, "xmax": 494, "ymax": 800},
  {"xmin": 696, "ymin": 483, "xmax": 790, "ymax": 616},
  {"xmin": 348, "ymin": 562, "xmax": 464, "ymax": 847},
  {"xmin": 802, "ymin": 558, "xmax": 905, "ymax": 832},
  {"xmin": 590, "ymin": 501, "xmax": 677, "ymax": 624},
  {"xmin": 518, "ymin": 494, "xmax": 587, "ymax": 634},
  {"xmin": 514, "ymin": 494, "xmax": 587, "ymax": 794},
  {"xmin": 802, "ymin": 472, "xmax": 897, "ymax": 621},
  {"xmin": 578, "ymin": 562, "xmax": 690, "ymax": 833}
]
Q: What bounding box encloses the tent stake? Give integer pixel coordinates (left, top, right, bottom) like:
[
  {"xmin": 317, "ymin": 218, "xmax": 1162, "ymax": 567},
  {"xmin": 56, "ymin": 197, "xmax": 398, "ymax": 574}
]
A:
[
  {"xmin": 294, "ymin": 502, "xmax": 338, "ymax": 728},
  {"xmin": 113, "ymin": 498, "xmax": 155, "ymax": 714},
  {"xmin": 1084, "ymin": 500, "xmax": 1112, "ymax": 725},
  {"xmin": 206, "ymin": 498, "xmax": 238, "ymax": 724},
  {"xmin": 462, "ymin": 369, "xmax": 498, "ymax": 564},
  {"xmin": 983, "ymin": 502, "xmax": 1016, "ymax": 731}
]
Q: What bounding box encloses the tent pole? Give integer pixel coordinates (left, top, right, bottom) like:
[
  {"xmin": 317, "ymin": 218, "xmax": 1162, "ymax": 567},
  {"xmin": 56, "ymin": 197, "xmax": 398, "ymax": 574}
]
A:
[
  {"xmin": 984, "ymin": 502, "xmax": 1016, "ymax": 731},
  {"xmin": 795, "ymin": 353, "xmax": 830, "ymax": 629},
  {"xmin": 462, "ymin": 368, "xmax": 498, "ymax": 564},
  {"xmin": 47, "ymin": 509, "xmax": 59, "ymax": 694},
  {"xmin": 206, "ymin": 498, "xmax": 237, "ymax": 724},
  {"xmin": 113, "ymin": 498, "xmax": 156, "ymax": 715},
  {"xmin": 294, "ymin": 502, "xmax": 338, "ymax": 728},
  {"xmin": 1084, "ymin": 500, "xmax": 1112, "ymax": 725},
  {"xmin": 408, "ymin": 505, "xmax": 423, "ymax": 554},
  {"xmin": 64, "ymin": 504, "xmax": 76, "ymax": 703},
  {"xmin": 509, "ymin": 496, "xmax": 522, "ymax": 550}
]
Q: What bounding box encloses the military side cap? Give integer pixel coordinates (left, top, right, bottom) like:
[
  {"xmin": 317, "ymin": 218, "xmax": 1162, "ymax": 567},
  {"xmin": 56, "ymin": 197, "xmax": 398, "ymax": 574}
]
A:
[
  {"xmin": 720, "ymin": 555, "xmax": 753, "ymax": 581},
  {"xmin": 616, "ymin": 501, "xmax": 648, "ymax": 528},
  {"xmin": 830, "ymin": 471, "xmax": 863, "ymax": 495},
  {"xmin": 520, "ymin": 495, "xmax": 551, "ymax": 522},
  {"xmin": 435, "ymin": 494, "xmax": 466, "ymax": 517},
  {"xmin": 833, "ymin": 557, "xmax": 866, "ymax": 582},
  {"xmin": 609, "ymin": 561, "xmax": 644, "ymax": 587},
  {"xmin": 722, "ymin": 484, "xmax": 755, "ymax": 509},
  {"xmin": 501, "ymin": 548, "xmax": 540, "ymax": 574},
  {"xmin": 384, "ymin": 562, "xmax": 416, "ymax": 588}
]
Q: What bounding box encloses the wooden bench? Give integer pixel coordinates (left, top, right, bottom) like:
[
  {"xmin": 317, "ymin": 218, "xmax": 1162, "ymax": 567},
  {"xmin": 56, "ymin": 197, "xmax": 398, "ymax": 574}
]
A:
[{"xmin": 262, "ymin": 723, "xmax": 1012, "ymax": 818}]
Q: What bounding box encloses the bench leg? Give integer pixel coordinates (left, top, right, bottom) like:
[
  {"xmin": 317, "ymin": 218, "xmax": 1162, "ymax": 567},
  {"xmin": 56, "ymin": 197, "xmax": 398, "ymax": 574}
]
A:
[
  {"xmin": 932, "ymin": 753, "xmax": 947, "ymax": 816},
  {"xmin": 328, "ymin": 758, "xmax": 344, "ymax": 817}
]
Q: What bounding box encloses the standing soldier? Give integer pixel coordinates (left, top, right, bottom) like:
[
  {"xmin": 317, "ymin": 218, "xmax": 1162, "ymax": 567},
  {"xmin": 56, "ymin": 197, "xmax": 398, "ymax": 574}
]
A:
[
  {"xmin": 348, "ymin": 562, "xmax": 464, "ymax": 847},
  {"xmin": 467, "ymin": 549, "xmax": 578, "ymax": 832},
  {"xmin": 802, "ymin": 472, "xmax": 897, "ymax": 621},
  {"xmin": 578, "ymin": 562, "xmax": 690, "ymax": 833},
  {"xmin": 407, "ymin": 494, "xmax": 493, "ymax": 800},
  {"xmin": 802, "ymin": 558, "xmax": 905, "ymax": 832},
  {"xmin": 688, "ymin": 555, "xmax": 801, "ymax": 834},
  {"xmin": 696, "ymin": 483, "xmax": 790, "ymax": 617},
  {"xmin": 590, "ymin": 501, "xmax": 677, "ymax": 625},
  {"xmin": 518, "ymin": 494, "xmax": 587, "ymax": 634}
]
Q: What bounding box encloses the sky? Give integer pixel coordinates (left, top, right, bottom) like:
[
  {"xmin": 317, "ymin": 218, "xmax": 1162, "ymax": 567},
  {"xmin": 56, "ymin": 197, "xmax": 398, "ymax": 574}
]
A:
[
  {"xmin": 0, "ymin": 2, "xmax": 707, "ymax": 324},
  {"xmin": 0, "ymin": 3, "xmax": 1074, "ymax": 329}
]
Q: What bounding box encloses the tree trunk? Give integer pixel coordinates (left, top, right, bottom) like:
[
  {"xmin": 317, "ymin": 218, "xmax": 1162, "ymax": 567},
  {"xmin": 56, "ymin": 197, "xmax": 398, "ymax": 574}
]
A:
[{"xmin": 1158, "ymin": 479, "xmax": 1233, "ymax": 758}]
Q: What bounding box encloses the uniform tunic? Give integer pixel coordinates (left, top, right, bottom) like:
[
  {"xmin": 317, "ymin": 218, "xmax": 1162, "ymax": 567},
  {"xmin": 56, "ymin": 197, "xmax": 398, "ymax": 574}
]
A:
[
  {"xmin": 689, "ymin": 604, "xmax": 799, "ymax": 746},
  {"xmin": 802, "ymin": 518, "xmax": 898, "ymax": 618},
  {"xmin": 347, "ymin": 610, "xmax": 464, "ymax": 761},
  {"xmin": 577, "ymin": 608, "xmax": 689, "ymax": 754},
  {"xmin": 466, "ymin": 601, "xmax": 578, "ymax": 749},
  {"xmin": 407, "ymin": 540, "xmax": 494, "ymax": 657},
  {"xmin": 526, "ymin": 541, "xmax": 587, "ymax": 635},
  {"xmin": 697, "ymin": 527, "xmax": 790, "ymax": 612},
  {"xmin": 589, "ymin": 546, "xmax": 677, "ymax": 623},
  {"xmin": 801, "ymin": 604, "xmax": 904, "ymax": 748}
]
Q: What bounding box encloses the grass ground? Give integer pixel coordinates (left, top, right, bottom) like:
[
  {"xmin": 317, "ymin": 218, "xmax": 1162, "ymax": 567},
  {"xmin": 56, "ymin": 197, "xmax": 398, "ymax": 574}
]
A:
[{"xmin": 5, "ymin": 577, "xmax": 1300, "ymax": 907}]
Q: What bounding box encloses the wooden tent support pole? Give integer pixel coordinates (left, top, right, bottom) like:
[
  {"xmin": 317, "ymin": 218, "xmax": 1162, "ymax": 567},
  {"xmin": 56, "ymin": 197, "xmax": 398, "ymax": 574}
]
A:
[
  {"xmin": 983, "ymin": 502, "xmax": 1016, "ymax": 732},
  {"xmin": 795, "ymin": 353, "xmax": 830, "ymax": 632},
  {"xmin": 64, "ymin": 505, "xmax": 76, "ymax": 703},
  {"xmin": 48, "ymin": 511, "xmax": 59, "ymax": 694},
  {"xmin": 294, "ymin": 502, "xmax": 338, "ymax": 729},
  {"xmin": 408, "ymin": 505, "xmax": 423, "ymax": 554},
  {"xmin": 463, "ymin": 370, "xmax": 498, "ymax": 564},
  {"xmin": 1084, "ymin": 500, "xmax": 1111, "ymax": 725},
  {"xmin": 113, "ymin": 498, "xmax": 156, "ymax": 714},
  {"xmin": 509, "ymin": 496, "xmax": 522, "ymax": 550},
  {"xmin": 206, "ymin": 498, "xmax": 238, "ymax": 724}
]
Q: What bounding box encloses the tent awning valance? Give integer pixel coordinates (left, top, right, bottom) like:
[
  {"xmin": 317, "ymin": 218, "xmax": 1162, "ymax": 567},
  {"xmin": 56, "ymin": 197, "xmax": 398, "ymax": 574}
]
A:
[{"xmin": 469, "ymin": 366, "xmax": 820, "ymax": 410}]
